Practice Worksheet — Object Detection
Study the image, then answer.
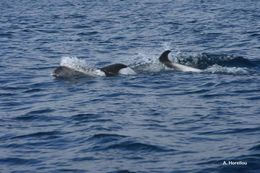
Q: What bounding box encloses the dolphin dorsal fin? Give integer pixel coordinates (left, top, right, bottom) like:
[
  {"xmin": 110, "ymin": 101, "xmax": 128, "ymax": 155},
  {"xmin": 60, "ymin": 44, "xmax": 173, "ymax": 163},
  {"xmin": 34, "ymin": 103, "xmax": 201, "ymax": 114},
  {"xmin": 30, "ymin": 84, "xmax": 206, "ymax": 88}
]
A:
[
  {"xmin": 100, "ymin": 63, "xmax": 128, "ymax": 76},
  {"xmin": 159, "ymin": 50, "xmax": 174, "ymax": 68},
  {"xmin": 159, "ymin": 50, "xmax": 171, "ymax": 63}
]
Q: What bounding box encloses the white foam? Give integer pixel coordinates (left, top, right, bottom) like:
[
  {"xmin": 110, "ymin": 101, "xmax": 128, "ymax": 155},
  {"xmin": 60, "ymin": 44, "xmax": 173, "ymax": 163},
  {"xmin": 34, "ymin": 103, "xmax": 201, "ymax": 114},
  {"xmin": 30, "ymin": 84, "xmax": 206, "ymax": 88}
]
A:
[
  {"xmin": 60, "ymin": 56, "xmax": 105, "ymax": 77},
  {"xmin": 130, "ymin": 52, "xmax": 165, "ymax": 73},
  {"xmin": 205, "ymin": 65, "xmax": 249, "ymax": 75},
  {"xmin": 60, "ymin": 56, "xmax": 87, "ymax": 70}
]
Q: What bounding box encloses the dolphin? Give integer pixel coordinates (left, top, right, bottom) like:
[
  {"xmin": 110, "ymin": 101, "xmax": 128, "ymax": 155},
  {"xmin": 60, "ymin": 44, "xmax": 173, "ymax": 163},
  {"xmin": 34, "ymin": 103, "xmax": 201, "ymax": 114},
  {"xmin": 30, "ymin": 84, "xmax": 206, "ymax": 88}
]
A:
[
  {"xmin": 159, "ymin": 50, "xmax": 202, "ymax": 72},
  {"xmin": 52, "ymin": 63, "xmax": 135, "ymax": 78}
]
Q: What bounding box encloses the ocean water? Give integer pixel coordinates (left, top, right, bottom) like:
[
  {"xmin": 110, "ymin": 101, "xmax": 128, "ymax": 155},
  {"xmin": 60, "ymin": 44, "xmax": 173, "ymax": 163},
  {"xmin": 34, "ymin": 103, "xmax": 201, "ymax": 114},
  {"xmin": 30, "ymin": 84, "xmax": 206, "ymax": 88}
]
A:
[{"xmin": 0, "ymin": 0, "xmax": 260, "ymax": 173}]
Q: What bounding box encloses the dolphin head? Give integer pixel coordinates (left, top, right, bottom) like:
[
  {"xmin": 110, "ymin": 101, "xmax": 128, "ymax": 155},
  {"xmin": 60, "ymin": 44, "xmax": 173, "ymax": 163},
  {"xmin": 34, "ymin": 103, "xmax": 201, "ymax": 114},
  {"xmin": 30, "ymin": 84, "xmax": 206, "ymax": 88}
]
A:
[
  {"xmin": 52, "ymin": 66, "xmax": 84, "ymax": 78},
  {"xmin": 52, "ymin": 66, "xmax": 71, "ymax": 78}
]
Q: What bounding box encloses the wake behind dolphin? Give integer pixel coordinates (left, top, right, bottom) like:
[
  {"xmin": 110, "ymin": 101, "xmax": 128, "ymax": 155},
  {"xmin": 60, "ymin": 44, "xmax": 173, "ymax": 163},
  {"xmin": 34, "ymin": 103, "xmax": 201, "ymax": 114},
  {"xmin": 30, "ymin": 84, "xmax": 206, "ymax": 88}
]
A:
[{"xmin": 175, "ymin": 52, "xmax": 255, "ymax": 69}]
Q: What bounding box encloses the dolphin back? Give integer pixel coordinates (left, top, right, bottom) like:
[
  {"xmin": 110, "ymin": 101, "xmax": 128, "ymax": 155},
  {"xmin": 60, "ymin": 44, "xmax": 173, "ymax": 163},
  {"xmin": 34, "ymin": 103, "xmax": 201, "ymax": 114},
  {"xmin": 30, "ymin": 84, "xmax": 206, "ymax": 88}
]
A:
[{"xmin": 100, "ymin": 63, "xmax": 128, "ymax": 76}]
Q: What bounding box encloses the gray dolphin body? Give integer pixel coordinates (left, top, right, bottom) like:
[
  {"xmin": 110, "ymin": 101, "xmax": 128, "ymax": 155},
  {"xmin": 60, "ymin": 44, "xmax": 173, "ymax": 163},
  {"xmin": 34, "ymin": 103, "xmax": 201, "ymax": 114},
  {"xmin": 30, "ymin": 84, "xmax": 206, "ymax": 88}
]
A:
[
  {"xmin": 52, "ymin": 66, "xmax": 86, "ymax": 78},
  {"xmin": 52, "ymin": 63, "xmax": 129, "ymax": 78}
]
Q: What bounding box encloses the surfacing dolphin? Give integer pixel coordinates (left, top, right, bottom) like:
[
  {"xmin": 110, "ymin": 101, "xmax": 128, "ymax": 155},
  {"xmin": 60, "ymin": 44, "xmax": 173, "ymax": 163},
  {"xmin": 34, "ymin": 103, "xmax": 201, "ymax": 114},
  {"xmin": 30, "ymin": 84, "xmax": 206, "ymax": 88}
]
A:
[
  {"xmin": 100, "ymin": 63, "xmax": 128, "ymax": 76},
  {"xmin": 52, "ymin": 66, "xmax": 86, "ymax": 78},
  {"xmin": 52, "ymin": 63, "xmax": 134, "ymax": 78},
  {"xmin": 159, "ymin": 50, "xmax": 202, "ymax": 72}
]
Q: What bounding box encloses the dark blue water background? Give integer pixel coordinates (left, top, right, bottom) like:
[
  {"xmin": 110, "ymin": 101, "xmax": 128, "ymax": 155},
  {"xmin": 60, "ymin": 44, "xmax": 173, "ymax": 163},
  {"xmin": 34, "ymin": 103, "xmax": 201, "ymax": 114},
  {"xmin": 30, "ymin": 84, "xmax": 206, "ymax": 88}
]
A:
[{"xmin": 0, "ymin": 0, "xmax": 260, "ymax": 172}]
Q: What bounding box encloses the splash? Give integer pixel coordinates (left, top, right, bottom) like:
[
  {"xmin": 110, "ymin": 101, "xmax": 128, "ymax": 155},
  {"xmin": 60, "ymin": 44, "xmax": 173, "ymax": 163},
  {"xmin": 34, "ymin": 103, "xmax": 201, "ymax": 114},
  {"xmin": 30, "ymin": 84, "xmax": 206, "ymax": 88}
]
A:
[
  {"xmin": 205, "ymin": 65, "xmax": 249, "ymax": 75},
  {"xmin": 60, "ymin": 56, "xmax": 105, "ymax": 76},
  {"xmin": 130, "ymin": 52, "xmax": 165, "ymax": 73}
]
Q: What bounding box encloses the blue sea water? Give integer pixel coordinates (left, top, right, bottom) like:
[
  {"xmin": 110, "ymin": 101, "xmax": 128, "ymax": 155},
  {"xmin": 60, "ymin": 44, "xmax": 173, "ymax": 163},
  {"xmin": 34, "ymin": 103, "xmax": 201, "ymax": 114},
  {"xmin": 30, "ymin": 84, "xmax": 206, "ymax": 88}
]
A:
[{"xmin": 0, "ymin": 0, "xmax": 260, "ymax": 172}]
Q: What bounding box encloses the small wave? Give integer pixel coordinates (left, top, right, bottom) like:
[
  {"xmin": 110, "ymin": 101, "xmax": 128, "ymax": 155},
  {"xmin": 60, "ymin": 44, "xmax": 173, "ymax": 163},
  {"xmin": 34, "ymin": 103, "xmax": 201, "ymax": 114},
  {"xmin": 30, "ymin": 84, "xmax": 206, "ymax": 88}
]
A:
[
  {"xmin": 26, "ymin": 108, "xmax": 54, "ymax": 115},
  {"xmin": 0, "ymin": 157, "xmax": 40, "ymax": 165},
  {"xmin": 14, "ymin": 109, "xmax": 59, "ymax": 122},
  {"xmin": 23, "ymin": 88, "xmax": 43, "ymax": 93},
  {"xmin": 103, "ymin": 141, "xmax": 173, "ymax": 153},
  {"xmin": 91, "ymin": 133, "xmax": 128, "ymax": 139},
  {"xmin": 108, "ymin": 170, "xmax": 137, "ymax": 173},
  {"xmin": 246, "ymin": 96, "xmax": 260, "ymax": 101},
  {"xmin": 0, "ymin": 92, "xmax": 16, "ymax": 97},
  {"xmin": 89, "ymin": 133, "xmax": 127, "ymax": 143},
  {"xmin": 11, "ymin": 131, "xmax": 61, "ymax": 140},
  {"xmin": 54, "ymin": 169, "xmax": 86, "ymax": 173},
  {"xmin": 249, "ymin": 143, "xmax": 260, "ymax": 151},
  {"xmin": 15, "ymin": 114, "xmax": 41, "ymax": 121},
  {"xmin": 198, "ymin": 126, "xmax": 260, "ymax": 135},
  {"xmin": 88, "ymin": 132, "xmax": 174, "ymax": 153},
  {"xmin": 70, "ymin": 113, "xmax": 100, "ymax": 122}
]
